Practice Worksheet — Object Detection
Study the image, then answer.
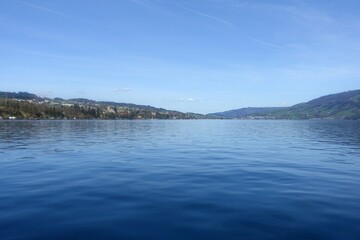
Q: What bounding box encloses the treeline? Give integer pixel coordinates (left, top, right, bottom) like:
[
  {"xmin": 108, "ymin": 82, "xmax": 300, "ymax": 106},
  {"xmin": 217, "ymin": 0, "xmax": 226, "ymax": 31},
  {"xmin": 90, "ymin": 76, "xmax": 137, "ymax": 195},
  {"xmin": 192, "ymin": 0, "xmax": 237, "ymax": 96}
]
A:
[{"xmin": 0, "ymin": 99, "xmax": 199, "ymax": 120}]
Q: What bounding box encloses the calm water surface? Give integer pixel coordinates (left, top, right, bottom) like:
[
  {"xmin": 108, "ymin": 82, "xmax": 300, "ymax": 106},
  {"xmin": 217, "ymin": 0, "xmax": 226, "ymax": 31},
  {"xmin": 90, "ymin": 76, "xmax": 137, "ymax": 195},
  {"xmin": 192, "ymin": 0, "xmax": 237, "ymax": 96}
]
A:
[{"xmin": 0, "ymin": 120, "xmax": 360, "ymax": 240}]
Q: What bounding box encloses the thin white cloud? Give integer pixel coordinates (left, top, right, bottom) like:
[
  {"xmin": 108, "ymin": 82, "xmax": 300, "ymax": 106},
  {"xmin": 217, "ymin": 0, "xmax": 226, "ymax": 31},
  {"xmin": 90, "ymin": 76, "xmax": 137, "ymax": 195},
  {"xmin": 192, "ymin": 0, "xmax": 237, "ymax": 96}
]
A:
[
  {"xmin": 113, "ymin": 88, "xmax": 133, "ymax": 93},
  {"xmin": 20, "ymin": 1, "xmax": 104, "ymax": 28},
  {"xmin": 172, "ymin": 3, "xmax": 233, "ymax": 26},
  {"xmin": 20, "ymin": 49, "xmax": 94, "ymax": 61},
  {"xmin": 21, "ymin": 2, "xmax": 67, "ymax": 16},
  {"xmin": 127, "ymin": 0, "xmax": 180, "ymax": 18},
  {"xmin": 176, "ymin": 98, "xmax": 198, "ymax": 102},
  {"xmin": 249, "ymin": 38, "xmax": 285, "ymax": 51},
  {"xmin": 232, "ymin": 1, "xmax": 333, "ymax": 25}
]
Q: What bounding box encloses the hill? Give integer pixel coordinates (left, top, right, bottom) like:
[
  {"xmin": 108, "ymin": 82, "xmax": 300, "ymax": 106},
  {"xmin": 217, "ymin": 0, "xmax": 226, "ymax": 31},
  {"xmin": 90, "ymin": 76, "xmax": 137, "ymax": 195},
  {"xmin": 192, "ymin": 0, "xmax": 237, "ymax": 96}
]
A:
[
  {"xmin": 0, "ymin": 91, "xmax": 205, "ymax": 120},
  {"xmin": 207, "ymin": 107, "xmax": 286, "ymax": 118},
  {"xmin": 208, "ymin": 90, "xmax": 360, "ymax": 120},
  {"xmin": 268, "ymin": 90, "xmax": 360, "ymax": 119},
  {"xmin": 2, "ymin": 89, "xmax": 360, "ymax": 120},
  {"xmin": 0, "ymin": 91, "xmax": 41, "ymax": 100}
]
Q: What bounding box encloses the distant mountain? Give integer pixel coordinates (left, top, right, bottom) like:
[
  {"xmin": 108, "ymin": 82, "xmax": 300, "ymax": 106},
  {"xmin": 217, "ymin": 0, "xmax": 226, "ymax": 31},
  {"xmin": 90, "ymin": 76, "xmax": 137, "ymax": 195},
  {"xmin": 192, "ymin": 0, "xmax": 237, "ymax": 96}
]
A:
[
  {"xmin": 0, "ymin": 91, "xmax": 205, "ymax": 120},
  {"xmin": 207, "ymin": 107, "xmax": 287, "ymax": 118},
  {"xmin": 0, "ymin": 91, "xmax": 42, "ymax": 100},
  {"xmin": 268, "ymin": 90, "xmax": 360, "ymax": 120},
  {"xmin": 2, "ymin": 90, "xmax": 360, "ymax": 120},
  {"xmin": 207, "ymin": 90, "xmax": 360, "ymax": 120}
]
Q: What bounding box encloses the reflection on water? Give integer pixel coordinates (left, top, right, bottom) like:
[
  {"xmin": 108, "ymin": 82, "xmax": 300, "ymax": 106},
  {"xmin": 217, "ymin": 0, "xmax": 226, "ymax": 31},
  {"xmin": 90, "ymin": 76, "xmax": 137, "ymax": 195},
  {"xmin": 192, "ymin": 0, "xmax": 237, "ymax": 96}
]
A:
[{"xmin": 0, "ymin": 120, "xmax": 360, "ymax": 240}]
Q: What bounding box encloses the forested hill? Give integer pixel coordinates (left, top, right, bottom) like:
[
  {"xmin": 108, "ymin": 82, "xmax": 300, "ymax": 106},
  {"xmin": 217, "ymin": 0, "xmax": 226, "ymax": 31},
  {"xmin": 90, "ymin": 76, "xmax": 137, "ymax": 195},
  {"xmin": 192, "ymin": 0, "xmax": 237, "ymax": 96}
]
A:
[
  {"xmin": 2, "ymin": 90, "xmax": 360, "ymax": 120},
  {"xmin": 207, "ymin": 90, "xmax": 360, "ymax": 120},
  {"xmin": 268, "ymin": 90, "xmax": 360, "ymax": 120},
  {"xmin": 0, "ymin": 91, "xmax": 204, "ymax": 120},
  {"xmin": 207, "ymin": 107, "xmax": 287, "ymax": 118},
  {"xmin": 0, "ymin": 91, "xmax": 41, "ymax": 100}
]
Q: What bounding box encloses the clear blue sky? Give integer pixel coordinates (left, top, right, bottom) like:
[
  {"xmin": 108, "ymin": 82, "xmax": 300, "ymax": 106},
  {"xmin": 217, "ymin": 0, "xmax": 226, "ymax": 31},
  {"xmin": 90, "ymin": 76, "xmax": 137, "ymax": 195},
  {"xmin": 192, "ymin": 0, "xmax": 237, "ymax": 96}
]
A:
[{"xmin": 1, "ymin": 0, "xmax": 360, "ymax": 113}]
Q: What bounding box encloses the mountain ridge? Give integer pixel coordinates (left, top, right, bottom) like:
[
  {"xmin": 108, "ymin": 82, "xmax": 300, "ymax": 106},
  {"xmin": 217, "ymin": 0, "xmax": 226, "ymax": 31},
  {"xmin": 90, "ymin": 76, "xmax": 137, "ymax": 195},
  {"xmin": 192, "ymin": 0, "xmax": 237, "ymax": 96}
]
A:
[
  {"xmin": 269, "ymin": 90, "xmax": 360, "ymax": 119},
  {"xmin": 207, "ymin": 89, "xmax": 360, "ymax": 120},
  {"xmin": 1, "ymin": 89, "xmax": 360, "ymax": 120},
  {"xmin": 207, "ymin": 107, "xmax": 287, "ymax": 118}
]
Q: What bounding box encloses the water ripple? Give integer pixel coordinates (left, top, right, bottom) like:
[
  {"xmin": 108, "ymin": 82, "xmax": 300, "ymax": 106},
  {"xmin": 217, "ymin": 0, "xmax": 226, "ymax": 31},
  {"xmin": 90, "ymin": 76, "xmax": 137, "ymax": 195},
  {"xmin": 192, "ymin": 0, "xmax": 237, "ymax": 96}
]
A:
[{"xmin": 0, "ymin": 120, "xmax": 360, "ymax": 240}]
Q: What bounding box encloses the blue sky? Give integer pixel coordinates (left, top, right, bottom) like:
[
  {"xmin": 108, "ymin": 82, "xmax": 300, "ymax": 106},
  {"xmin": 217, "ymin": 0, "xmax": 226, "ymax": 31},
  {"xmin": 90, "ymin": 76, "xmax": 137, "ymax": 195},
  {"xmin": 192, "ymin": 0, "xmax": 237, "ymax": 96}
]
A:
[{"xmin": 1, "ymin": 0, "xmax": 360, "ymax": 113}]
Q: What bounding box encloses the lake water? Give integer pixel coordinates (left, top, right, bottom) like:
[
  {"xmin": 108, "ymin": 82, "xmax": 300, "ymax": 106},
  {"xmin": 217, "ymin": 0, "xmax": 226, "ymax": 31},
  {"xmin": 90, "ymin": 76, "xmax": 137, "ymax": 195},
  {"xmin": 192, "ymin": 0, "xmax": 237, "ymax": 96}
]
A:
[{"xmin": 0, "ymin": 120, "xmax": 360, "ymax": 240}]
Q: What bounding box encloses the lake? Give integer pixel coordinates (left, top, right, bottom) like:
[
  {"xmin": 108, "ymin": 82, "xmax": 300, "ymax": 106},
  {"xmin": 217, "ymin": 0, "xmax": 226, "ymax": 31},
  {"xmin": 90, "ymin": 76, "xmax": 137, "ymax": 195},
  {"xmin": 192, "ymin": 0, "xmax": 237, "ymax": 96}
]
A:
[{"xmin": 0, "ymin": 120, "xmax": 360, "ymax": 240}]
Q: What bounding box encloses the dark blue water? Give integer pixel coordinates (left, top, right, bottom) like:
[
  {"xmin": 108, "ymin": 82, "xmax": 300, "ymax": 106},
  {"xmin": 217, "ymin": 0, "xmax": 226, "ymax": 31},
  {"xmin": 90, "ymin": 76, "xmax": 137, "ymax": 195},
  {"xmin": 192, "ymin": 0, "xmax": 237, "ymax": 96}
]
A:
[{"xmin": 0, "ymin": 120, "xmax": 360, "ymax": 240}]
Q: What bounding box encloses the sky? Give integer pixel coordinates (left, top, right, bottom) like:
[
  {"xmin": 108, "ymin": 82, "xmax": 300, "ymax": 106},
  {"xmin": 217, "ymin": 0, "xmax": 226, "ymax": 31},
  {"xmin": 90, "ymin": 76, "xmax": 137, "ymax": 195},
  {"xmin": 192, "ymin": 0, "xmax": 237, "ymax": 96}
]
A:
[{"xmin": 1, "ymin": 0, "xmax": 360, "ymax": 113}]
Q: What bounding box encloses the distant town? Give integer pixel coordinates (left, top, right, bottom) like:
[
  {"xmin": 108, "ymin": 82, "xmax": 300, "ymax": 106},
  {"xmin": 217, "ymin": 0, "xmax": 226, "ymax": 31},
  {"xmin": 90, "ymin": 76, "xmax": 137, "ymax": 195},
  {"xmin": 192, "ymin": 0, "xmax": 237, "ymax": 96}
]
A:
[
  {"xmin": 0, "ymin": 92, "xmax": 204, "ymax": 120},
  {"xmin": 1, "ymin": 89, "xmax": 360, "ymax": 120}
]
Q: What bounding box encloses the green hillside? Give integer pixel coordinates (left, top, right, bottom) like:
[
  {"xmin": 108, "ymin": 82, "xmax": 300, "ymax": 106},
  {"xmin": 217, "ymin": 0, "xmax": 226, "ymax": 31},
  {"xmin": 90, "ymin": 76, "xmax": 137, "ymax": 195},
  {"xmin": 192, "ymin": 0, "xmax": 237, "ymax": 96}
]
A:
[
  {"xmin": 207, "ymin": 107, "xmax": 287, "ymax": 118},
  {"xmin": 269, "ymin": 90, "xmax": 360, "ymax": 119},
  {"xmin": 0, "ymin": 91, "xmax": 204, "ymax": 120}
]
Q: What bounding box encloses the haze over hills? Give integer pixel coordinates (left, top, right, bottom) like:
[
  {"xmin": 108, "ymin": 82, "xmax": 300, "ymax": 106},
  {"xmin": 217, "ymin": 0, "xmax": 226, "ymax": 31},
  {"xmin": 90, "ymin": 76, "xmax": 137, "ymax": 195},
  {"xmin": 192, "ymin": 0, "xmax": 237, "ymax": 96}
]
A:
[{"xmin": 1, "ymin": 89, "xmax": 360, "ymax": 120}]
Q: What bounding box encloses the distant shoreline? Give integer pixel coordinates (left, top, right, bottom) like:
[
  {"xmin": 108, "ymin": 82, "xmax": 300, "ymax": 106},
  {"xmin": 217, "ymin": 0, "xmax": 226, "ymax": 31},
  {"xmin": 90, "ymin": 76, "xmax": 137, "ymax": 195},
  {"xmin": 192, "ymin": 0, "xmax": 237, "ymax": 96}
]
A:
[{"xmin": 1, "ymin": 89, "xmax": 360, "ymax": 120}]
